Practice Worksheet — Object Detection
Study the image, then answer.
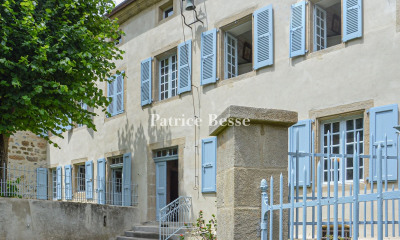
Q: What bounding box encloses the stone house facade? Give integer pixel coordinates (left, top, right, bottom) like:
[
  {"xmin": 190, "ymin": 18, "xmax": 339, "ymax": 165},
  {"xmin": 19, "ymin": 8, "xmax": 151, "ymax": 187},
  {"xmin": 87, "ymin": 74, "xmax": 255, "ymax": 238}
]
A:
[{"xmin": 46, "ymin": 0, "xmax": 400, "ymax": 238}]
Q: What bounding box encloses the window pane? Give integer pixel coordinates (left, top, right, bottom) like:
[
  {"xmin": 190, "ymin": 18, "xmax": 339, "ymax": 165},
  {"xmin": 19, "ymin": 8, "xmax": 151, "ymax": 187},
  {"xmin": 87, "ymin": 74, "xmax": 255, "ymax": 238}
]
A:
[
  {"xmin": 347, "ymin": 170, "xmax": 353, "ymax": 180},
  {"xmin": 333, "ymin": 134, "xmax": 339, "ymax": 145},
  {"xmin": 346, "ymin": 120, "xmax": 354, "ymax": 130},
  {"xmin": 324, "ymin": 124, "xmax": 331, "ymax": 134},
  {"xmin": 347, "ymin": 132, "xmax": 354, "ymax": 143},
  {"xmin": 333, "ymin": 146, "xmax": 339, "ymax": 154},
  {"xmin": 347, "ymin": 158, "xmax": 353, "ymax": 167},
  {"xmin": 332, "ymin": 122, "xmax": 340, "ymax": 133},
  {"xmin": 347, "ymin": 145, "xmax": 353, "ymax": 154},
  {"xmin": 356, "ymin": 118, "xmax": 363, "ymax": 129}
]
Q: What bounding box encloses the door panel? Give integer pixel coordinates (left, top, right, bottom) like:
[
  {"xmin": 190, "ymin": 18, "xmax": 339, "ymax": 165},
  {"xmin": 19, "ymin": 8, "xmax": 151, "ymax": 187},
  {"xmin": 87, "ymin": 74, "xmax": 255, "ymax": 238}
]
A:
[{"xmin": 156, "ymin": 161, "xmax": 167, "ymax": 220}]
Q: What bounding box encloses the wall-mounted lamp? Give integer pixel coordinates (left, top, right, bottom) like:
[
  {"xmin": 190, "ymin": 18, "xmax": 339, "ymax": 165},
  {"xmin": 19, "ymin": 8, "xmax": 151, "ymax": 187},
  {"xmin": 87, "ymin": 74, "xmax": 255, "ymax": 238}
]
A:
[
  {"xmin": 185, "ymin": 0, "xmax": 196, "ymax": 11},
  {"xmin": 181, "ymin": 0, "xmax": 203, "ymax": 29}
]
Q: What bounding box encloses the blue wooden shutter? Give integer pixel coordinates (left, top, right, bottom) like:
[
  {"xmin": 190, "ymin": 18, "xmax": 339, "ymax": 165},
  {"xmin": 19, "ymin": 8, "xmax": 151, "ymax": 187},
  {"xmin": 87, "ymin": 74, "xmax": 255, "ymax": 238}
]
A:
[
  {"xmin": 107, "ymin": 77, "xmax": 115, "ymax": 116},
  {"xmin": 56, "ymin": 166, "xmax": 62, "ymax": 200},
  {"xmin": 156, "ymin": 161, "xmax": 167, "ymax": 220},
  {"xmin": 97, "ymin": 158, "xmax": 106, "ymax": 204},
  {"xmin": 36, "ymin": 168, "xmax": 48, "ymax": 200},
  {"xmin": 115, "ymin": 72, "xmax": 124, "ymax": 115},
  {"xmin": 254, "ymin": 5, "xmax": 274, "ymax": 69},
  {"xmin": 289, "ymin": 1, "xmax": 306, "ymax": 58},
  {"xmin": 201, "ymin": 29, "xmax": 217, "ymax": 85},
  {"xmin": 65, "ymin": 165, "xmax": 72, "ymax": 200},
  {"xmin": 201, "ymin": 137, "xmax": 217, "ymax": 193},
  {"xmin": 177, "ymin": 40, "xmax": 192, "ymax": 94},
  {"xmin": 122, "ymin": 152, "xmax": 132, "ymax": 206},
  {"xmin": 343, "ymin": 0, "xmax": 362, "ymax": 42},
  {"xmin": 288, "ymin": 120, "xmax": 312, "ymax": 186},
  {"xmin": 85, "ymin": 160, "xmax": 94, "ymax": 200},
  {"xmin": 369, "ymin": 104, "xmax": 399, "ymax": 181},
  {"xmin": 141, "ymin": 57, "xmax": 152, "ymax": 106}
]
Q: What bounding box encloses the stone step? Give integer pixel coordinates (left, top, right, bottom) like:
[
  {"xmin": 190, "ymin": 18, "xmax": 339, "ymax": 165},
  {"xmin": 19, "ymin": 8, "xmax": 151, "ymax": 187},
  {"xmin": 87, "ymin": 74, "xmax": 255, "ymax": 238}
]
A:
[
  {"xmin": 125, "ymin": 231, "xmax": 159, "ymax": 238},
  {"xmin": 132, "ymin": 225, "xmax": 159, "ymax": 233},
  {"xmin": 116, "ymin": 236, "xmax": 157, "ymax": 240}
]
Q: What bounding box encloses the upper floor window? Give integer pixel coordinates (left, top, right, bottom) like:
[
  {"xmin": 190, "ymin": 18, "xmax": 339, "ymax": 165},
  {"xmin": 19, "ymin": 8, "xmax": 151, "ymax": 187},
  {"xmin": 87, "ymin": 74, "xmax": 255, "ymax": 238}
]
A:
[
  {"xmin": 289, "ymin": 0, "xmax": 362, "ymax": 58},
  {"xmin": 107, "ymin": 72, "xmax": 124, "ymax": 117},
  {"xmin": 163, "ymin": 6, "xmax": 173, "ymax": 19},
  {"xmin": 313, "ymin": 0, "xmax": 342, "ymax": 52},
  {"xmin": 223, "ymin": 18, "xmax": 253, "ymax": 80},
  {"xmin": 159, "ymin": 54, "xmax": 178, "ymax": 101},
  {"xmin": 321, "ymin": 116, "xmax": 364, "ymax": 183},
  {"xmin": 159, "ymin": 0, "xmax": 174, "ymax": 21}
]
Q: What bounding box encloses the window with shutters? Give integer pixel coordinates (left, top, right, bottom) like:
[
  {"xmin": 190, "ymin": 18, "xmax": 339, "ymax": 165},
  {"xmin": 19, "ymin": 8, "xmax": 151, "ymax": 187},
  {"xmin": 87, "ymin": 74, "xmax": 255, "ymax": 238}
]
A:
[
  {"xmin": 222, "ymin": 17, "xmax": 253, "ymax": 79},
  {"xmin": 107, "ymin": 72, "xmax": 124, "ymax": 117},
  {"xmin": 320, "ymin": 116, "xmax": 364, "ymax": 183},
  {"xmin": 312, "ymin": 0, "xmax": 342, "ymax": 52},
  {"xmin": 159, "ymin": 53, "xmax": 178, "ymax": 101},
  {"xmin": 159, "ymin": 0, "xmax": 175, "ymax": 22}
]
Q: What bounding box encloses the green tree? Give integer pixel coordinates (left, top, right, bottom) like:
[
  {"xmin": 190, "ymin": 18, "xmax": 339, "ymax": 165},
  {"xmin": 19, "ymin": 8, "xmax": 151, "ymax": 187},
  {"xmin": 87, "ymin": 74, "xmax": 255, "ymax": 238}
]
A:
[{"xmin": 0, "ymin": 0, "xmax": 124, "ymax": 172}]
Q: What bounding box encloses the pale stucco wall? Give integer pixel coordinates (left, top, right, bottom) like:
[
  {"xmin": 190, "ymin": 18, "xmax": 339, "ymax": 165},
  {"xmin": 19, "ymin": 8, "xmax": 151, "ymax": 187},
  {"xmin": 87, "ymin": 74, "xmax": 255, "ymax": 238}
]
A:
[{"xmin": 48, "ymin": 0, "xmax": 400, "ymax": 224}]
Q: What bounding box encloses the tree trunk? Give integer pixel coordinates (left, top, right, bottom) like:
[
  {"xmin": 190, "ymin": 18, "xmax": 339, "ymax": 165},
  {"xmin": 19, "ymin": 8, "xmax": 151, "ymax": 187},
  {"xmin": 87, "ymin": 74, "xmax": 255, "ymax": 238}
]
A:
[{"xmin": 0, "ymin": 134, "xmax": 8, "ymax": 195}]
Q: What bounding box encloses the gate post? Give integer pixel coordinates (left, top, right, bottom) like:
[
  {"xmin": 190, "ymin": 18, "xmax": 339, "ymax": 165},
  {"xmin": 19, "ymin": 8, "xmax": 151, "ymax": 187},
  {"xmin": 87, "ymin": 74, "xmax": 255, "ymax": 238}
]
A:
[{"xmin": 209, "ymin": 105, "xmax": 297, "ymax": 240}]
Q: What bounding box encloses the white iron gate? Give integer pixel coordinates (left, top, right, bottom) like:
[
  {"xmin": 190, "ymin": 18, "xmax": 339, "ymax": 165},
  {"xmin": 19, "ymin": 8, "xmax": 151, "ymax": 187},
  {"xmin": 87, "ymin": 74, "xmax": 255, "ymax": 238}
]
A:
[{"xmin": 261, "ymin": 130, "xmax": 400, "ymax": 240}]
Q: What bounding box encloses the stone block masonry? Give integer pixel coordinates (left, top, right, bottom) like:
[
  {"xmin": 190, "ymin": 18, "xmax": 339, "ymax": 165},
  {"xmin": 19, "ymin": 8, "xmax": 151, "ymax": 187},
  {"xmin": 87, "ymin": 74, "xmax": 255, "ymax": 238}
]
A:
[{"xmin": 7, "ymin": 131, "xmax": 47, "ymax": 168}]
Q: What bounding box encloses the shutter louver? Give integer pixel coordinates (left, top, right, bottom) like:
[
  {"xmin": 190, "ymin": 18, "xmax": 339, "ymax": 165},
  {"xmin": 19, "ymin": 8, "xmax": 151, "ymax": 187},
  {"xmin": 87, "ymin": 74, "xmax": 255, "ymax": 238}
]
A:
[
  {"xmin": 85, "ymin": 160, "xmax": 94, "ymax": 200},
  {"xmin": 56, "ymin": 166, "xmax": 62, "ymax": 200},
  {"xmin": 141, "ymin": 58, "xmax": 152, "ymax": 106},
  {"xmin": 65, "ymin": 165, "xmax": 72, "ymax": 200},
  {"xmin": 369, "ymin": 104, "xmax": 399, "ymax": 181},
  {"xmin": 97, "ymin": 158, "xmax": 106, "ymax": 204},
  {"xmin": 288, "ymin": 120, "xmax": 312, "ymax": 186},
  {"xmin": 290, "ymin": 1, "xmax": 306, "ymax": 58},
  {"xmin": 254, "ymin": 5, "xmax": 274, "ymax": 69},
  {"xmin": 115, "ymin": 72, "xmax": 124, "ymax": 114},
  {"xmin": 36, "ymin": 168, "xmax": 48, "ymax": 200},
  {"xmin": 201, "ymin": 29, "xmax": 218, "ymax": 85},
  {"xmin": 122, "ymin": 152, "xmax": 132, "ymax": 206},
  {"xmin": 177, "ymin": 40, "xmax": 192, "ymax": 94},
  {"xmin": 108, "ymin": 77, "xmax": 115, "ymax": 116},
  {"xmin": 343, "ymin": 0, "xmax": 362, "ymax": 42},
  {"xmin": 201, "ymin": 137, "xmax": 217, "ymax": 193}
]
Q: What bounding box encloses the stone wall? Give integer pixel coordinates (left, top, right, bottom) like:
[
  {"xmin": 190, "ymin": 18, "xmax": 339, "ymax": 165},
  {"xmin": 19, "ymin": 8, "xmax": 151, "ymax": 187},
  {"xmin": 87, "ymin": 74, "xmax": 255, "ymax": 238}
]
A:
[
  {"xmin": 0, "ymin": 198, "xmax": 139, "ymax": 240},
  {"xmin": 8, "ymin": 131, "xmax": 47, "ymax": 168}
]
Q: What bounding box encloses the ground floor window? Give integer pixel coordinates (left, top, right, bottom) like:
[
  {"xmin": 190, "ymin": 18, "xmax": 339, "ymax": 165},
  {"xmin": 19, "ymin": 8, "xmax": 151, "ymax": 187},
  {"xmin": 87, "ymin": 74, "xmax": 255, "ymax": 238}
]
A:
[
  {"xmin": 77, "ymin": 165, "xmax": 85, "ymax": 192},
  {"xmin": 321, "ymin": 116, "xmax": 364, "ymax": 183},
  {"xmin": 52, "ymin": 169, "xmax": 57, "ymax": 200}
]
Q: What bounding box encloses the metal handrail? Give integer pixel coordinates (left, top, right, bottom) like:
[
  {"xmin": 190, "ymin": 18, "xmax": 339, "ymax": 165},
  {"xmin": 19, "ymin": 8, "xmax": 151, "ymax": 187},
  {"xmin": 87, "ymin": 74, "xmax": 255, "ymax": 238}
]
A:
[{"xmin": 159, "ymin": 196, "xmax": 192, "ymax": 240}]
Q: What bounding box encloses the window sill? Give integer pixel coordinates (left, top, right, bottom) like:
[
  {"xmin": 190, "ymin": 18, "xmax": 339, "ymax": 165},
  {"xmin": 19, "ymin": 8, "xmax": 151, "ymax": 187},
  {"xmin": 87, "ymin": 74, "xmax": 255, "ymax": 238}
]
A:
[
  {"xmin": 157, "ymin": 12, "xmax": 178, "ymax": 27},
  {"xmin": 217, "ymin": 71, "xmax": 257, "ymax": 88},
  {"xmin": 152, "ymin": 95, "xmax": 182, "ymax": 107},
  {"xmin": 104, "ymin": 112, "xmax": 126, "ymax": 123},
  {"xmin": 306, "ymin": 43, "xmax": 345, "ymax": 60}
]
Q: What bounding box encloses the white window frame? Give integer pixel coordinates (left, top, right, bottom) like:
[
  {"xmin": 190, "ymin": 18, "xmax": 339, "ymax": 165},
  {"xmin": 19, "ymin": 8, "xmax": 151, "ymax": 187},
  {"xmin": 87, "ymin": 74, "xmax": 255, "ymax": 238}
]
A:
[
  {"xmin": 313, "ymin": 4, "xmax": 327, "ymax": 51},
  {"xmin": 77, "ymin": 165, "xmax": 86, "ymax": 192},
  {"xmin": 159, "ymin": 54, "xmax": 178, "ymax": 101},
  {"xmin": 320, "ymin": 115, "xmax": 364, "ymax": 184},
  {"xmin": 224, "ymin": 32, "xmax": 238, "ymax": 79}
]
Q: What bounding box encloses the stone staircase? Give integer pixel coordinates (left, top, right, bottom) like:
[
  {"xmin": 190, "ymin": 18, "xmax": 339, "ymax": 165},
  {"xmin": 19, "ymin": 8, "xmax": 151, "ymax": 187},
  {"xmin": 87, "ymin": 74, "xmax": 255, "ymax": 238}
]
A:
[{"xmin": 116, "ymin": 223, "xmax": 187, "ymax": 240}]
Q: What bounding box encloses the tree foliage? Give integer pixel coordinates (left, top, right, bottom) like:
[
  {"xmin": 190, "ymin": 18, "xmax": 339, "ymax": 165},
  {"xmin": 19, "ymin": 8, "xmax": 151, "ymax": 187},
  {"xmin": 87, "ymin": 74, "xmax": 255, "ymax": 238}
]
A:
[{"xmin": 0, "ymin": 0, "xmax": 124, "ymax": 145}]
